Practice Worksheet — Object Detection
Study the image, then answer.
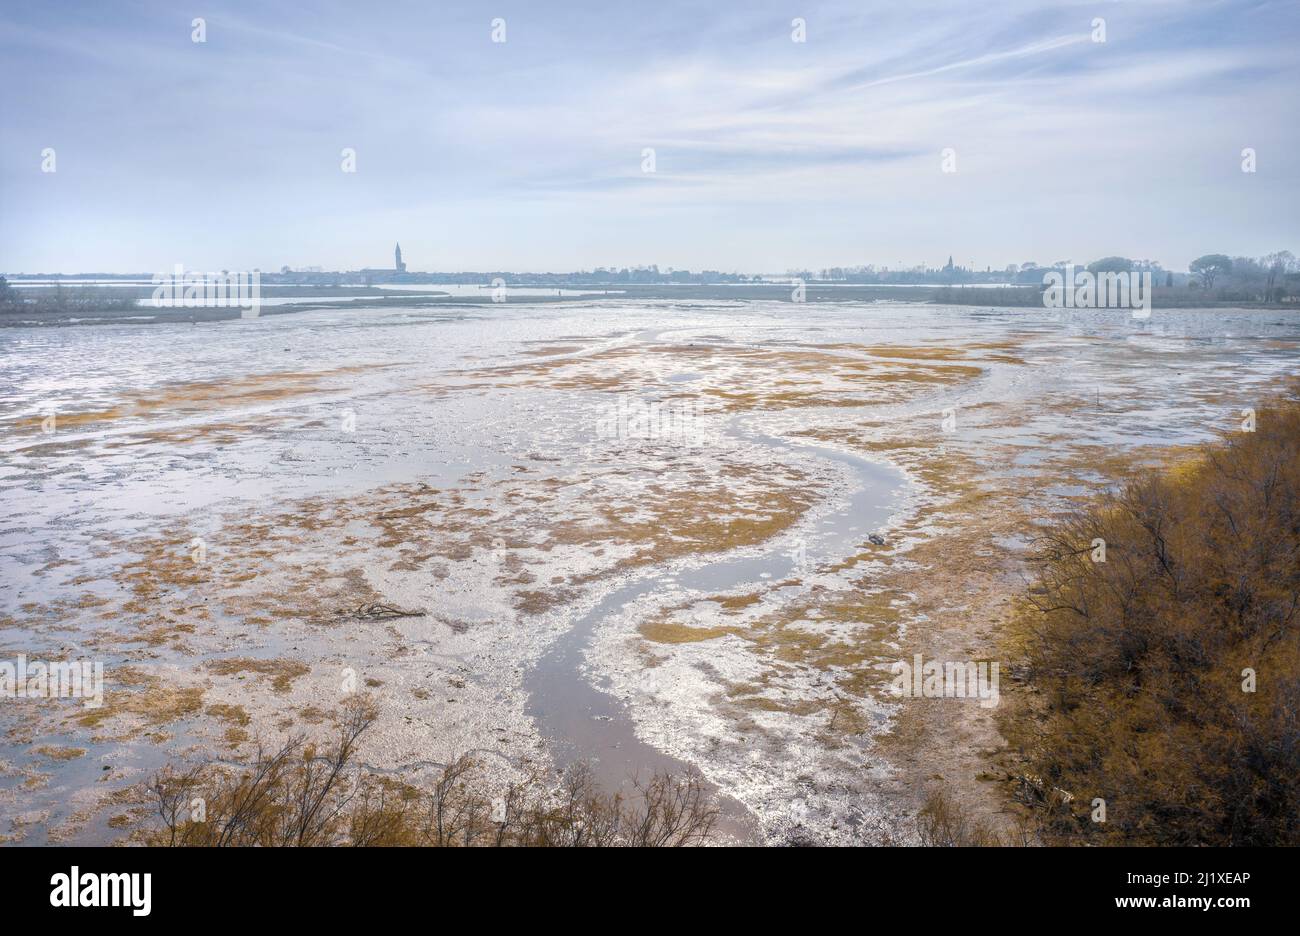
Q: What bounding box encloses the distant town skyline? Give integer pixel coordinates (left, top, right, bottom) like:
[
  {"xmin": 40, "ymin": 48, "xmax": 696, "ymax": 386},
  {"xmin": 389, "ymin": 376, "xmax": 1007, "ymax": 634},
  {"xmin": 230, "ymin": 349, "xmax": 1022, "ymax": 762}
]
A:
[
  {"xmin": 0, "ymin": 252, "xmax": 1231, "ymax": 278},
  {"xmin": 3, "ymin": 0, "xmax": 1297, "ymax": 273},
  {"xmin": 0, "ymin": 247, "xmax": 1275, "ymax": 279}
]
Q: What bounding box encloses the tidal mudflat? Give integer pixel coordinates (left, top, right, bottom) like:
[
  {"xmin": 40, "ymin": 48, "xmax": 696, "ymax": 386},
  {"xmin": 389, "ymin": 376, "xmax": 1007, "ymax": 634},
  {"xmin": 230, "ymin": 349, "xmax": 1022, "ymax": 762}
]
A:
[{"xmin": 2, "ymin": 300, "xmax": 1297, "ymax": 844}]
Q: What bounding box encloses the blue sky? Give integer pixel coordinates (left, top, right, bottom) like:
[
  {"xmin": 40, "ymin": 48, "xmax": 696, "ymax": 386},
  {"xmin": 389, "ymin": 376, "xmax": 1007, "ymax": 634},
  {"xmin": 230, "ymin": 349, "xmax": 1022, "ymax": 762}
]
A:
[{"xmin": 2, "ymin": 0, "xmax": 1297, "ymax": 273}]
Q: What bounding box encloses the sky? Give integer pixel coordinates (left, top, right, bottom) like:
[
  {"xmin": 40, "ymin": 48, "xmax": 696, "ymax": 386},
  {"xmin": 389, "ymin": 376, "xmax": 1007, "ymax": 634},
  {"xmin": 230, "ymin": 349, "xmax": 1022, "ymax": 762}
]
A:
[{"xmin": 1, "ymin": 0, "xmax": 1297, "ymax": 274}]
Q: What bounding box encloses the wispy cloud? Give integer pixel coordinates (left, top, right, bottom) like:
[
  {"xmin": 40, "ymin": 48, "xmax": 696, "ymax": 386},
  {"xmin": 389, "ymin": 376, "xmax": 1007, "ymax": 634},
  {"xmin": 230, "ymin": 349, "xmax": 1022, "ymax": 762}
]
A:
[{"xmin": 1, "ymin": 0, "xmax": 1296, "ymax": 272}]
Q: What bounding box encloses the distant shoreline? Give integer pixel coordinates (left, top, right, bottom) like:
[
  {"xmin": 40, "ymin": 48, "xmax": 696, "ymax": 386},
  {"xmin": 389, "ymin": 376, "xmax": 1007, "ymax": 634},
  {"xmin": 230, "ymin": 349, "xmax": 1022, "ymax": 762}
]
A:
[{"xmin": 2, "ymin": 282, "xmax": 1294, "ymax": 327}]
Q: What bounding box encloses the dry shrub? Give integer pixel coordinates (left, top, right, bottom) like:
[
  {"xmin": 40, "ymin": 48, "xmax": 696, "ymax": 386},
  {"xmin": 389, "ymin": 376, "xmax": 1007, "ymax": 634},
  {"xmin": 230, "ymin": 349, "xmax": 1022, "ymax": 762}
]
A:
[
  {"xmin": 914, "ymin": 786, "xmax": 1017, "ymax": 846},
  {"xmin": 149, "ymin": 696, "xmax": 381, "ymax": 846},
  {"xmin": 1003, "ymin": 385, "xmax": 1300, "ymax": 845},
  {"xmin": 148, "ymin": 697, "xmax": 718, "ymax": 847}
]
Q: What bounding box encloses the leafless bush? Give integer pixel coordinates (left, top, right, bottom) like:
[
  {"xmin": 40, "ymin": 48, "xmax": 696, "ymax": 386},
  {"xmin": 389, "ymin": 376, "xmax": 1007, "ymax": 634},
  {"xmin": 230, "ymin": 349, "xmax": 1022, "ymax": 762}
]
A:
[
  {"xmin": 149, "ymin": 698, "xmax": 719, "ymax": 847},
  {"xmin": 150, "ymin": 696, "xmax": 378, "ymax": 846},
  {"xmin": 914, "ymin": 786, "xmax": 1008, "ymax": 847}
]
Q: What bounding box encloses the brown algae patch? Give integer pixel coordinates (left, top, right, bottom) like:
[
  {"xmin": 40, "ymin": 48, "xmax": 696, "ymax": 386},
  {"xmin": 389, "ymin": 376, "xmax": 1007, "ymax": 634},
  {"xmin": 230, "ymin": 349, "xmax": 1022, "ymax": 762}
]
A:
[
  {"xmin": 454, "ymin": 341, "xmax": 985, "ymax": 412},
  {"xmin": 204, "ymin": 703, "xmax": 252, "ymax": 726},
  {"xmin": 32, "ymin": 746, "xmax": 87, "ymax": 761},
  {"xmin": 205, "ymin": 658, "xmax": 310, "ymax": 693},
  {"xmin": 520, "ymin": 345, "xmax": 590, "ymax": 357}
]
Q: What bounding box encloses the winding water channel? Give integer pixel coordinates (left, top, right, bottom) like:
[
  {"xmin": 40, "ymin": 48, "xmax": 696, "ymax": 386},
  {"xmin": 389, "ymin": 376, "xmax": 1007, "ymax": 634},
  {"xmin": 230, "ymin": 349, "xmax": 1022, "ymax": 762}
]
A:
[{"xmin": 525, "ymin": 416, "xmax": 908, "ymax": 839}]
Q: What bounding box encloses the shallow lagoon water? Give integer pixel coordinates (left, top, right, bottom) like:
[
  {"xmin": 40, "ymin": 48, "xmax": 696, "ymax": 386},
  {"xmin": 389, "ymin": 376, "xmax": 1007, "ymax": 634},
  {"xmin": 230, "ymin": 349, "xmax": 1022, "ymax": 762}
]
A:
[{"xmin": 1, "ymin": 300, "xmax": 1298, "ymax": 844}]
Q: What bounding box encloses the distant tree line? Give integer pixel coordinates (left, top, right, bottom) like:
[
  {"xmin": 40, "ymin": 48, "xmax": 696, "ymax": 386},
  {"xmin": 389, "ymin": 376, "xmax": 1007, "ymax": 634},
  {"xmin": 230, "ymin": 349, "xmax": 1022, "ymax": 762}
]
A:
[
  {"xmin": 1186, "ymin": 251, "xmax": 1298, "ymax": 302},
  {"xmin": 0, "ymin": 276, "xmax": 137, "ymax": 314},
  {"xmin": 932, "ymin": 250, "xmax": 1298, "ymax": 306}
]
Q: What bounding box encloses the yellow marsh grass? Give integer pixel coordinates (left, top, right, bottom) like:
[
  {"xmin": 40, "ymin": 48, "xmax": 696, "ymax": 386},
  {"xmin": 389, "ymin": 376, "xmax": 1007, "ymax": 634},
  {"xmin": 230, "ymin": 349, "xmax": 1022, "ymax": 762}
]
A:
[
  {"xmin": 75, "ymin": 679, "xmax": 205, "ymax": 734},
  {"xmin": 639, "ymin": 620, "xmax": 740, "ymax": 644},
  {"xmin": 11, "ymin": 365, "xmax": 384, "ymax": 432}
]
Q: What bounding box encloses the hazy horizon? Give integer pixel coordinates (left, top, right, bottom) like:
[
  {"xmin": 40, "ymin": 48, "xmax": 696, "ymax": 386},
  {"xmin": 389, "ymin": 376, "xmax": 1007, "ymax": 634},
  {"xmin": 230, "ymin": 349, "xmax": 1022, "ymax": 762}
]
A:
[{"xmin": 3, "ymin": 0, "xmax": 1298, "ymax": 274}]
